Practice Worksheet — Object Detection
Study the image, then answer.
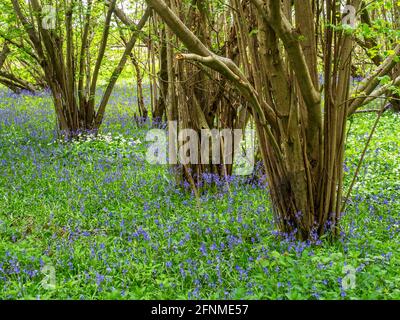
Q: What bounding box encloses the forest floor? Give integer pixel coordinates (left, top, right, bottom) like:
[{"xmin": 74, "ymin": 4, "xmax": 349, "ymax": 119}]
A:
[{"xmin": 0, "ymin": 87, "xmax": 400, "ymax": 299}]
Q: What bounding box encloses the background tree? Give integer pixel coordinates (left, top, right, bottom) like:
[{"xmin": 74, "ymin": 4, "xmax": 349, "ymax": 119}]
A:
[
  {"xmin": 151, "ymin": 0, "xmax": 248, "ymax": 190},
  {"xmin": 8, "ymin": 0, "xmax": 150, "ymax": 136},
  {"xmin": 0, "ymin": 1, "xmax": 45, "ymax": 93}
]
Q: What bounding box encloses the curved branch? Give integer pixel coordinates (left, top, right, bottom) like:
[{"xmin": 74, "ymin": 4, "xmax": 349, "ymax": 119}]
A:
[{"xmin": 348, "ymin": 44, "xmax": 400, "ymax": 115}]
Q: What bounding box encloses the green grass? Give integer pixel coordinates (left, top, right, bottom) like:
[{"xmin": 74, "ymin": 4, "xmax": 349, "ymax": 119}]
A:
[{"xmin": 0, "ymin": 88, "xmax": 399, "ymax": 300}]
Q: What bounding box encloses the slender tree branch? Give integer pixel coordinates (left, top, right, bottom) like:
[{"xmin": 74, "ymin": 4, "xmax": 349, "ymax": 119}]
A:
[
  {"xmin": 348, "ymin": 44, "xmax": 400, "ymax": 115},
  {"xmin": 94, "ymin": 6, "xmax": 151, "ymax": 127}
]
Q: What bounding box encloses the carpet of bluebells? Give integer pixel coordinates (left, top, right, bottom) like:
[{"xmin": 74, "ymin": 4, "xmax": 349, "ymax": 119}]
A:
[{"xmin": 0, "ymin": 86, "xmax": 400, "ymax": 300}]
